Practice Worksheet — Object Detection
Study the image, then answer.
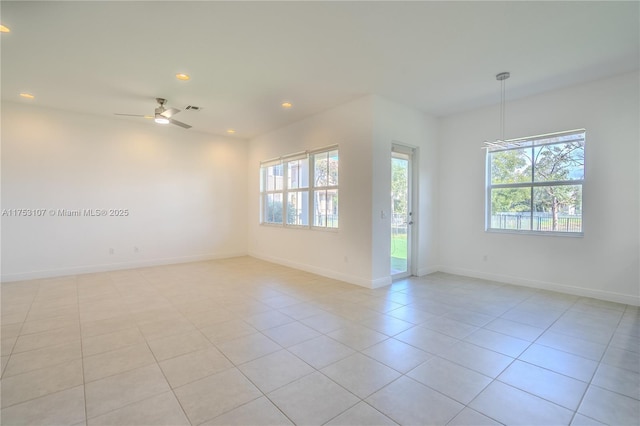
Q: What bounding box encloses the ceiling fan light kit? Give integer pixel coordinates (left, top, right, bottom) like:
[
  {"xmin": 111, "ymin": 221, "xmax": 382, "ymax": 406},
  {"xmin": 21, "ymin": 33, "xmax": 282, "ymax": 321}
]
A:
[{"xmin": 154, "ymin": 114, "xmax": 170, "ymax": 124}]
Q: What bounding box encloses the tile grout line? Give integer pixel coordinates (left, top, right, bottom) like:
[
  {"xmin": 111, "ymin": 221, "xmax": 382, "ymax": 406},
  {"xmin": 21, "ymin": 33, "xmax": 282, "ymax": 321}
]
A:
[
  {"xmin": 80, "ymin": 271, "xmax": 163, "ymax": 424},
  {"xmin": 508, "ymin": 292, "xmax": 584, "ymax": 420},
  {"xmin": 75, "ymin": 275, "xmax": 90, "ymax": 426},
  {"xmin": 456, "ymin": 289, "xmax": 581, "ymax": 424},
  {"xmin": 136, "ymin": 270, "xmax": 194, "ymax": 425},
  {"xmin": 166, "ymin": 270, "xmax": 297, "ymax": 426},
  {"xmin": 2, "ymin": 262, "xmax": 637, "ymax": 425},
  {"xmin": 566, "ymin": 300, "xmax": 633, "ymax": 425},
  {"xmin": 2, "ymin": 279, "xmax": 39, "ymax": 380},
  {"xmin": 1, "ymin": 278, "xmax": 85, "ymax": 414}
]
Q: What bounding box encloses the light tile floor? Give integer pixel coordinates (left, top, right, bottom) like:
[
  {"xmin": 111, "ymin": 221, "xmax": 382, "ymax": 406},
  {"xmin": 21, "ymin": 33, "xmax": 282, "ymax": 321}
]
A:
[{"xmin": 1, "ymin": 257, "xmax": 638, "ymax": 425}]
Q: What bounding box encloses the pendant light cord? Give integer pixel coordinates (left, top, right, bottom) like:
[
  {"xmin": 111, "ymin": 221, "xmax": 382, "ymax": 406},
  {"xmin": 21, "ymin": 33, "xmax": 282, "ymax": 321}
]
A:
[
  {"xmin": 482, "ymin": 72, "xmax": 510, "ymax": 149},
  {"xmin": 500, "ymin": 76, "xmax": 505, "ymax": 141},
  {"xmin": 496, "ymin": 72, "xmax": 510, "ymax": 142}
]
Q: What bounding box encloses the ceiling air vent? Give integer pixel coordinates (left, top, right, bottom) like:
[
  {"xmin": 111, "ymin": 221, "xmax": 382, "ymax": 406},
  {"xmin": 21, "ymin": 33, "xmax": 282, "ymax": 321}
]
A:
[{"xmin": 184, "ymin": 105, "xmax": 202, "ymax": 111}]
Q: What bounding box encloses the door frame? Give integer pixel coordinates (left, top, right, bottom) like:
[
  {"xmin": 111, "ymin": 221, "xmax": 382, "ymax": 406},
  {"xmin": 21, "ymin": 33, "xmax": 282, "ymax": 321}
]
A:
[{"xmin": 391, "ymin": 143, "xmax": 418, "ymax": 280}]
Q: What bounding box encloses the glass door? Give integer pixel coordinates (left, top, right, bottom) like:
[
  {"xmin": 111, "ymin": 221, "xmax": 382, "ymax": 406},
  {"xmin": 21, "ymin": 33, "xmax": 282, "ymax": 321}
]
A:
[{"xmin": 391, "ymin": 148, "xmax": 413, "ymax": 278}]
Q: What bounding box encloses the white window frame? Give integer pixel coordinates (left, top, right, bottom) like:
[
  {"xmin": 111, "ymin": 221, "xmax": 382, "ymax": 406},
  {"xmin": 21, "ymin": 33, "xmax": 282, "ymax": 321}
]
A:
[
  {"xmin": 260, "ymin": 145, "xmax": 338, "ymax": 230},
  {"xmin": 310, "ymin": 147, "xmax": 339, "ymax": 229},
  {"xmin": 285, "ymin": 154, "xmax": 310, "ymax": 227},
  {"xmin": 259, "ymin": 160, "xmax": 285, "ymax": 225},
  {"xmin": 485, "ymin": 129, "xmax": 585, "ymax": 236}
]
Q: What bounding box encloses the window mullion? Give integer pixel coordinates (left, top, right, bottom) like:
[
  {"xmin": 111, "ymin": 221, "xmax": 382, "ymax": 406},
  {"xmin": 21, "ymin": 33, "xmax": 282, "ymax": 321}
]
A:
[
  {"xmin": 283, "ymin": 160, "xmax": 288, "ymax": 226},
  {"xmin": 309, "ymin": 155, "xmax": 314, "ymax": 226},
  {"xmin": 530, "ymin": 146, "xmax": 535, "ymax": 230}
]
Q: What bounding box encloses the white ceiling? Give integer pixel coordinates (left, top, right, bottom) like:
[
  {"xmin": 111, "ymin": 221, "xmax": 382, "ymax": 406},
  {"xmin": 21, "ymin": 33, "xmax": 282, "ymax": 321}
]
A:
[{"xmin": 2, "ymin": 1, "xmax": 638, "ymax": 139}]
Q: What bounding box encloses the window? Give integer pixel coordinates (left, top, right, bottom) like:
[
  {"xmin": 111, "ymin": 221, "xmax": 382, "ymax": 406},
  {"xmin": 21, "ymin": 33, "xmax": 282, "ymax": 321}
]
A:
[
  {"xmin": 260, "ymin": 147, "xmax": 338, "ymax": 229},
  {"xmin": 260, "ymin": 163, "xmax": 284, "ymax": 224},
  {"xmin": 486, "ymin": 130, "xmax": 584, "ymax": 234},
  {"xmin": 286, "ymin": 157, "xmax": 309, "ymax": 226},
  {"xmin": 312, "ymin": 149, "xmax": 339, "ymax": 228}
]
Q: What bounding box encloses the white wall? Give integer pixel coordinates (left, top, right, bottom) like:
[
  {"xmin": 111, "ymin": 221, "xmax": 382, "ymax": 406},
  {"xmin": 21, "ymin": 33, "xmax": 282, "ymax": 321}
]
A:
[
  {"xmin": 5, "ymin": 73, "xmax": 637, "ymax": 307},
  {"xmin": 1, "ymin": 102, "xmax": 248, "ymax": 281},
  {"xmin": 247, "ymin": 96, "xmax": 376, "ymax": 286},
  {"xmin": 247, "ymin": 95, "xmax": 439, "ymax": 288},
  {"xmin": 371, "ymin": 96, "xmax": 439, "ymax": 282},
  {"xmin": 438, "ymin": 71, "xmax": 640, "ymax": 305}
]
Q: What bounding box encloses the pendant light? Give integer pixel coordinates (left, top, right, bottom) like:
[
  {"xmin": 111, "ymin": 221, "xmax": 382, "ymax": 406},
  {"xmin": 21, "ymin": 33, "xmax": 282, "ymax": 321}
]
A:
[{"xmin": 483, "ymin": 72, "xmax": 521, "ymax": 149}]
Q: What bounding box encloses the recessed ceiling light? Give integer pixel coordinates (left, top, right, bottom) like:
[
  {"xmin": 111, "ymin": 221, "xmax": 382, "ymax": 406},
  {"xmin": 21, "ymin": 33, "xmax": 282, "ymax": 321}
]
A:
[
  {"xmin": 226, "ymin": 129, "xmax": 236, "ymax": 134},
  {"xmin": 19, "ymin": 93, "xmax": 35, "ymax": 99},
  {"xmin": 0, "ymin": 25, "xmax": 10, "ymax": 33},
  {"xmin": 176, "ymin": 73, "xmax": 190, "ymax": 81},
  {"xmin": 281, "ymin": 101, "xmax": 293, "ymax": 109}
]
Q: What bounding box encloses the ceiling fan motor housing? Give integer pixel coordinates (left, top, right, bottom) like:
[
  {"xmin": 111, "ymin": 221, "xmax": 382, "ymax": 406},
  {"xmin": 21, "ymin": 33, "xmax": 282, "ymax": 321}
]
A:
[{"xmin": 155, "ymin": 98, "xmax": 167, "ymax": 115}]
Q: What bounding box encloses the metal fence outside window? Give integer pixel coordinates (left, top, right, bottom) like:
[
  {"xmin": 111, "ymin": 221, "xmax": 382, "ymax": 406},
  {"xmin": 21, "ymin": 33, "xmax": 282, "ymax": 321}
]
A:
[{"xmin": 491, "ymin": 214, "xmax": 582, "ymax": 232}]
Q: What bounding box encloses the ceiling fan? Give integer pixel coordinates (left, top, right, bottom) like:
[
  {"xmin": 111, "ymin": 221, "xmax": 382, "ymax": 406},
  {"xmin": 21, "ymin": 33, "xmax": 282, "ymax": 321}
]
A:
[{"xmin": 114, "ymin": 98, "xmax": 192, "ymax": 129}]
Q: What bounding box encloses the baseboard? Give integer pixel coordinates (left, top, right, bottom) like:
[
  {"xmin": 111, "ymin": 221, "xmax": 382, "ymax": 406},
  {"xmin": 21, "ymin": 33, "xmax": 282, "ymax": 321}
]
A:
[
  {"xmin": 1, "ymin": 252, "xmax": 247, "ymax": 283},
  {"xmin": 416, "ymin": 265, "xmax": 440, "ymax": 277},
  {"xmin": 371, "ymin": 275, "xmax": 392, "ymax": 289},
  {"xmin": 248, "ymin": 251, "xmax": 384, "ymax": 289},
  {"xmin": 6, "ymin": 254, "xmax": 635, "ymax": 306},
  {"xmin": 438, "ymin": 265, "xmax": 640, "ymax": 306}
]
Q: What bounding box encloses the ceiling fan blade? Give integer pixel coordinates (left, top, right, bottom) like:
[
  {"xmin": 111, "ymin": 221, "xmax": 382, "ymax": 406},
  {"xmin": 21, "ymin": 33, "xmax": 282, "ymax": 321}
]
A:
[
  {"xmin": 114, "ymin": 113, "xmax": 149, "ymax": 117},
  {"xmin": 169, "ymin": 118, "xmax": 191, "ymax": 129},
  {"xmin": 160, "ymin": 107, "xmax": 180, "ymax": 118}
]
